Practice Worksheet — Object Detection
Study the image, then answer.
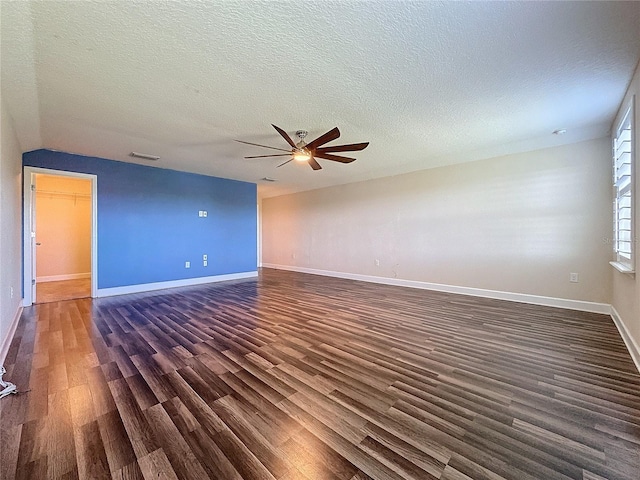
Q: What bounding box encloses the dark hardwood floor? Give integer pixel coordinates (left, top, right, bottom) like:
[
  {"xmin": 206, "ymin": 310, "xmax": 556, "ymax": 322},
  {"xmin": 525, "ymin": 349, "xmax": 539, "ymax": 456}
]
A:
[{"xmin": 1, "ymin": 268, "xmax": 639, "ymax": 480}]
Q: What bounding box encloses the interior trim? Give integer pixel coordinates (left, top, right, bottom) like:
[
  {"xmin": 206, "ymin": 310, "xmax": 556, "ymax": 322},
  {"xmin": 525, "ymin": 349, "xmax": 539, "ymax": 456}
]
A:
[
  {"xmin": 0, "ymin": 305, "xmax": 23, "ymax": 366},
  {"xmin": 96, "ymin": 271, "xmax": 258, "ymax": 298},
  {"xmin": 611, "ymin": 306, "xmax": 640, "ymax": 374},
  {"xmin": 610, "ymin": 261, "xmax": 635, "ymax": 275},
  {"xmin": 261, "ymin": 263, "xmax": 611, "ymax": 314},
  {"xmin": 23, "ymin": 166, "xmax": 98, "ymax": 306}
]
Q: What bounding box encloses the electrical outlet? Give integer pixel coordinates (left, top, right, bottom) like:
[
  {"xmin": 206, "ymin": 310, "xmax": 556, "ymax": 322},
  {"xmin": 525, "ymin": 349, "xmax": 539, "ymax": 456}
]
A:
[
  {"xmin": 10, "ymin": 287, "xmax": 14, "ymax": 299},
  {"xmin": 198, "ymin": 210, "xmax": 203, "ymax": 217},
  {"xmin": 569, "ymin": 273, "xmax": 579, "ymax": 283},
  {"xmin": 185, "ymin": 261, "xmax": 191, "ymax": 268},
  {"xmin": 375, "ymin": 259, "xmax": 380, "ymax": 266},
  {"xmin": 203, "ymin": 260, "xmax": 208, "ymax": 267},
  {"xmin": 291, "ymin": 253, "xmax": 296, "ymax": 259}
]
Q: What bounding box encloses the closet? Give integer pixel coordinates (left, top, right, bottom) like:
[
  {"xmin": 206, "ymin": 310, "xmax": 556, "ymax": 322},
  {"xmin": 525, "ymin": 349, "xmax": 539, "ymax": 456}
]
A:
[{"xmin": 34, "ymin": 174, "xmax": 92, "ymax": 303}]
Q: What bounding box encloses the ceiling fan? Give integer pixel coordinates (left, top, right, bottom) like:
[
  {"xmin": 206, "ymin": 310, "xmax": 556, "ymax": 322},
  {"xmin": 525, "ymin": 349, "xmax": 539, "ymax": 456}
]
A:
[{"xmin": 236, "ymin": 124, "xmax": 369, "ymax": 170}]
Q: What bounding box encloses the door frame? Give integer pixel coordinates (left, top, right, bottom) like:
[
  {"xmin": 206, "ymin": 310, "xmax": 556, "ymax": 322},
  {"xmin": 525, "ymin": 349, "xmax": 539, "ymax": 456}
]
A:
[
  {"xmin": 23, "ymin": 167, "xmax": 98, "ymax": 306},
  {"xmin": 257, "ymin": 200, "xmax": 262, "ymax": 267}
]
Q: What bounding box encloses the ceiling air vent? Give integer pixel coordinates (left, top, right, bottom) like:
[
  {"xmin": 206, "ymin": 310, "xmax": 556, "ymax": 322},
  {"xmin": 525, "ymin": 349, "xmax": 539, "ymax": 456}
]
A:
[{"xmin": 129, "ymin": 152, "xmax": 160, "ymax": 161}]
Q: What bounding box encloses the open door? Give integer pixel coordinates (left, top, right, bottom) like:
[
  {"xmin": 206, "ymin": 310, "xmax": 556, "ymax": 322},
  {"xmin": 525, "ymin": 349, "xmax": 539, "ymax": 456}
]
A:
[
  {"xmin": 23, "ymin": 167, "xmax": 98, "ymax": 306},
  {"xmin": 29, "ymin": 176, "xmax": 37, "ymax": 302}
]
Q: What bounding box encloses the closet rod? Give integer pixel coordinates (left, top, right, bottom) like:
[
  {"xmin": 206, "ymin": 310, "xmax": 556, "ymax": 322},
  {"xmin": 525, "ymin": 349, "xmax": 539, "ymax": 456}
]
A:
[{"xmin": 35, "ymin": 189, "xmax": 91, "ymax": 197}]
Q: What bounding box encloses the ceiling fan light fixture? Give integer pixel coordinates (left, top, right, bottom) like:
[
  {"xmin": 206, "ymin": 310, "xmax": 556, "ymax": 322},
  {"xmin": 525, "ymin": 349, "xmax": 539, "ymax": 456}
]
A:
[
  {"xmin": 293, "ymin": 149, "xmax": 311, "ymax": 162},
  {"xmin": 237, "ymin": 125, "xmax": 368, "ymax": 171}
]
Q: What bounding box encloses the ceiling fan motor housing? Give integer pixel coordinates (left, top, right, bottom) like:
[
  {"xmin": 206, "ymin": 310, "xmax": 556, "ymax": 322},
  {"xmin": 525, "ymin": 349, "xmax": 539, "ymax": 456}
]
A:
[{"xmin": 295, "ymin": 130, "xmax": 308, "ymax": 148}]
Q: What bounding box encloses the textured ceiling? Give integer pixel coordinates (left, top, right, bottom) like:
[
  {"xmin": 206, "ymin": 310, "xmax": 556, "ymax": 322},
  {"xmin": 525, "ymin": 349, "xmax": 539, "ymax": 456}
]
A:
[{"xmin": 2, "ymin": 1, "xmax": 639, "ymax": 198}]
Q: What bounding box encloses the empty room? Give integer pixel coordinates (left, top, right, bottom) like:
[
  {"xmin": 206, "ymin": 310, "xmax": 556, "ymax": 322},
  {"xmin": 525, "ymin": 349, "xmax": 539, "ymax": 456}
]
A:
[{"xmin": 1, "ymin": 1, "xmax": 639, "ymax": 479}]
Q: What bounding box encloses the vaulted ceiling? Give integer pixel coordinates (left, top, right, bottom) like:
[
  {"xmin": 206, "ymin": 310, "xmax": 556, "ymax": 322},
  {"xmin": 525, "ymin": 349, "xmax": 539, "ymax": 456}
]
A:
[{"xmin": 2, "ymin": 1, "xmax": 639, "ymax": 197}]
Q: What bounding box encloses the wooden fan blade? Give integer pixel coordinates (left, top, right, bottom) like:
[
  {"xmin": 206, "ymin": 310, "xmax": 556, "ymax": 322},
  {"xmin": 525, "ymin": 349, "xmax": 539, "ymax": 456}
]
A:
[
  {"xmin": 271, "ymin": 124, "xmax": 297, "ymax": 148},
  {"xmin": 235, "ymin": 140, "xmax": 291, "ymax": 153},
  {"xmin": 305, "ymin": 127, "xmax": 340, "ymax": 150},
  {"xmin": 313, "ymin": 152, "xmax": 356, "ymax": 163},
  {"xmin": 316, "ymin": 142, "xmax": 369, "ymax": 153},
  {"xmin": 244, "ymin": 154, "xmax": 291, "ymax": 159},
  {"xmin": 276, "ymin": 158, "xmax": 294, "ymax": 168},
  {"xmin": 308, "ymin": 157, "xmax": 322, "ymax": 170}
]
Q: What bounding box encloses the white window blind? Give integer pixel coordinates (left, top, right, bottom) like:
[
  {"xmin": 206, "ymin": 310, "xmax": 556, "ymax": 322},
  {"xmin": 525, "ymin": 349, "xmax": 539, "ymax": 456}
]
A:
[{"xmin": 613, "ymin": 101, "xmax": 634, "ymax": 271}]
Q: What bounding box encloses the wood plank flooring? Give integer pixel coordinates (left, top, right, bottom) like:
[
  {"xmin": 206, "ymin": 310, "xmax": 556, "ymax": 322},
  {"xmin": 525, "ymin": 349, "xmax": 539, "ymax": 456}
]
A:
[
  {"xmin": 1, "ymin": 268, "xmax": 639, "ymax": 480},
  {"xmin": 36, "ymin": 278, "xmax": 91, "ymax": 304}
]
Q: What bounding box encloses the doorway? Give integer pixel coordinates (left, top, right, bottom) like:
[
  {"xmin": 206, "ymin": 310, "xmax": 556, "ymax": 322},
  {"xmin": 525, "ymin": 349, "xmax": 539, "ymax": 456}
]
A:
[{"xmin": 23, "ymin": 167, "xmax": 98, "ymax": 305}]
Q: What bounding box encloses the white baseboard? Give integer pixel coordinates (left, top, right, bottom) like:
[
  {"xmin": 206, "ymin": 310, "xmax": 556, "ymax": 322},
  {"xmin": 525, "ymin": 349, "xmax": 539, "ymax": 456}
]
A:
[
  {"xmin": 610, "ymin": 306, "xmax": 640, "ymax": 374},
  {"xmin": 261, "ymin": 263, "xmax": 611, "ymax": 314},
  {"xmin": 96, "ymin": 271, "xmax": 258, "ymax": 298},
  {"xmin": 0, "ymin": 304, "xmax": 23, "ymax": 366},
  {"xmin": 37, "ymin": 272, "xmax": 91, "ymax": 283}
]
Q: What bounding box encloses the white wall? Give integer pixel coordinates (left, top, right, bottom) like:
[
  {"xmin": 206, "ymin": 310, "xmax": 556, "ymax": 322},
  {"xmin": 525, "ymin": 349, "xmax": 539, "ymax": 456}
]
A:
[
  {"xmin": 611, "ymin": 61, "xmax": 640, "ymax": 365},
  {"xmin": 262, "ymin": 138, "xmax": 612, "ymax": 306},
  {"xmin": 0, "ymin": 96, "xmax": 24, "ymax": 364}
]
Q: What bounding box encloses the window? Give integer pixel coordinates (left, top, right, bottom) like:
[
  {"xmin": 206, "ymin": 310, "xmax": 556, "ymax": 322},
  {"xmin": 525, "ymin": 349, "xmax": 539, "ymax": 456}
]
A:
[{"xmin": 612, "ymin": 99, "xmax": 634, "ymax": 273}]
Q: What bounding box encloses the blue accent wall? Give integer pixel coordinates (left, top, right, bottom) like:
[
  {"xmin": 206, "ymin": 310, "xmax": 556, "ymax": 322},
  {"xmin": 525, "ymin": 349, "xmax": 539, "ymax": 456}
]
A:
[{"xmin": 24, "ymin": 149, "xmax": 257, "ymax": 289}]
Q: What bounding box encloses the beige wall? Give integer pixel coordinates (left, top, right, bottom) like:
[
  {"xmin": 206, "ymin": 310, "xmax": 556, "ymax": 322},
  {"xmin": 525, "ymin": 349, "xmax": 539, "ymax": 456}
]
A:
[
  {"xmin": 262, "ymin": 138, "xmax": 612, "ymax": 304},
  {"xmin": 0, "ymin": 96, "xmax": 24, "ymax": 362},
  {"xmin": 35, "ymin": 174, "xmax": 92, "ymax": 280},
  {"xmin": 611, "ymin": 61, "xmax": 640, "ymax": 355}
]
